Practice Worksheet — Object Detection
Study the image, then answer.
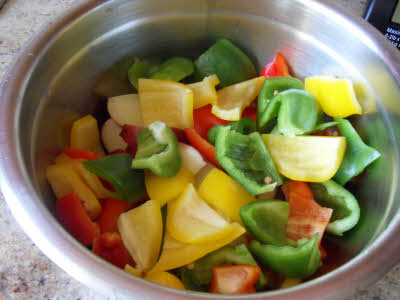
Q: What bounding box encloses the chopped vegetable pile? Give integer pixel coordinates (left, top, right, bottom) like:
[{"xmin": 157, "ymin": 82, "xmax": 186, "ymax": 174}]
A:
[{"xmin": 46, "ymin": 38, "xmax": 380, "ymax": 294}]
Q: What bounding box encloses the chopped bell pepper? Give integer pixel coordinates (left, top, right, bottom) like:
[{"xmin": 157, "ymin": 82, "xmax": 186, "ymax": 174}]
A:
[
  {"xmin": 260, "ymin": 53, "xmax": 290, "ymax": 78},
  {"xmin": 178, "ymin": 143, "xmax": 206, "ymax": 175},
  {"xmin": 144, "ymin": 271, "xmax": 185, "ymax": 290},
  {"xmin": 310, "ymin": 180, "xmax": 360, "ymax": 236},
  {"xmin": 193, "ymin": 104, "xmax": 230, "ymax": 140},
  {"xmin": 211, "ymin": 77, "xmax": 265, "ymax": 121},
  {"xmin": 188, "ymin": 75, "xmax": 220, "ymax": 109},
  {"xmin": 250, "ymin": 234, "xmax": 321, "ymax": 279},
  {"xmin": 64, "ymin": 148, "xmax": 102, "ymax": 160},
  {"xmin": 70, "ymin": 115, "xmax": 105, "ymax": 155},
  {"xmin": 332, "ymin": 118, "xmax": 381, "ymax": 185},
  {"xmin": 198, "ymin": 168, "xmax": 255, "ymax": 223},
  {"xmin": 131, "ymin": 121, "xmax": 181, "ymax": 178},
  {"xmin": 96, "ymin": 197, "xmax": 133, "ymax": 233},
  {"xmin": 83, "ymin": 154, "xmax": 145, "ymax": 203},
  {"xmin": 194, "ymin": 39, "xmax": 257, "ymax": 87},
  {"xmin": 257, "ymin": 77, "xmax": 304, "ymax": 132},
  {"xmin": 128, "ymin": 58, "xmax": 150, "ymax": 90},
  {"xmin": 124, "ymin": 264, "xmax": 143, "ymax": 277},
  {"xmin": 280, "ymin": 278, "xmax": 302, "ymax": 289},
  {"xmin": 117, "ymin": 200, "xmax": 163, "ymax": 271},
  {"xmin": 207, "ymin": 118, "xmax": 256, "ymax": 145},
  {"xmin": 180, "ymin": 244, "xmax": 267, "ymax": 291},
  {"xmin": 215, "ymin": 126, "xmax": 282, "ymax": 195},
  {"xmin": 150, "ymin": 57, "xmax": 194, "ymax": 82},
  {"xmin": 239, "ymin": 200, "xmax": 289, "ymax": 246}
]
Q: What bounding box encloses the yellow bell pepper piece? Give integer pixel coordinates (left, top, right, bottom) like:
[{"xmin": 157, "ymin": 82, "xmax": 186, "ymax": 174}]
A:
[
  {"xmin": 167, "ymin": 184, "xmax": 236, "ymax": 244},
  {"xmin": 262, "ymin": 134, "xmax": 346, "ymax": 182},
  {"xmin": 198, "ymin": 168, "xmax": 255, "ymax": 223},
  {"xmin": 138, "ymin": 78, "xmax": 194, "ymax": 128},
  {"xmin": 305, "ymin": 76, "xmax": 362, "ymax": 118},
  {"xmin": 187, "ymin": 74, "xmax": 220, "ymax": 109},
  {"xmin": 46, "ymin": 164, "xmax": 101, "ymax": 219},
  {"xmin": 124, "ymin": 264, "xmax": 143, "ymax": 277},
  {"xmin": 145, "ymin": 167, "xmax": 194, "ymax": 207},
  {"xmin": 280, "ymin": 278, "xmax": 302, "ymax": 289},
  {"xmin": 148, "ymin": 224, "xmax": 245, "ymax": 274},
  {"xmin": 55, "ymin": 153, "xmax": 112, "ymax": 199},
  {"xmin": 212, "ymin": 76, "xmax": 265, "ymax": 121},
  {"xmin": 70, "ymin": 115, "xmax": 105, "ymax": 155},
  {"xmin": 117, "ymin": 200, "xmax": 163, "ymax": 272},
  {"xmin": 144, "ymin": 271, "xmax": 185, "ymax": 290}
]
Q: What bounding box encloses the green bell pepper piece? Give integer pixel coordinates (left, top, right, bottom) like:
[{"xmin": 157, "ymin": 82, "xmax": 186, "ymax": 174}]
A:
[
  {"xmin": 257, "ymin": 77, "xmax": 304, "ymax": 132},
  {"xmin": 83, "ymin": 154, "xmax": 145, "ymax": 202},
  {"xmin": 239, "ymin": 200, "xmax": 289, "ymax": 246},
  {"xmin": 310, "ymin": 180, "xmax": 360, "ymax": 236},
  {"xmin": 333, "ymin": 118, "xmax": 381, "ymax": 185},
  {"xmin": 250, "ymin": 234, "xmax": 321, "ymax": 279},
  {"xmin": 131, "ymin": 121, "xmax": 181, "ymax": 178},
  {"xmin": 215, "ymin": 126, "xmax": 282, "ymax": 195},
  {"xmin": 207, "ymin": 118, "xmax": 256, "ymax": 145},
  {"xmin": 150, "ymin": 57, "xmax": 194, "ymax": 82},
  {"xmin": 194, "ymin": 39, "xmax": 257, "ymax": 87},
  {"xmin": 128, "ymin": 58, "xmax": 150, "ymax": 90},
  {"xmin": 180, "ymin": 244, "xmax": 268, "ymax": 291}
]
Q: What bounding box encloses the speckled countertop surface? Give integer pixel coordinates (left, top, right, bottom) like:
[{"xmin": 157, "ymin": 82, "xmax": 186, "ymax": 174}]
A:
[{"xmin": 0, "ymin": 0, "xmax": 400, "ymax": 299}]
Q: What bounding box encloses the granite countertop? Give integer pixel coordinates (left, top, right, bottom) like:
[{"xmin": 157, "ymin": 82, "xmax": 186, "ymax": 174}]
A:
[{"xmin": 1, "ymin": 0, "xmax": 400, "ymax": 299}]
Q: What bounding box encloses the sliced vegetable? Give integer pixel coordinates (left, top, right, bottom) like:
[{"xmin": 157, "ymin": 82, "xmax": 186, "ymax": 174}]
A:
[
  {"xmin": 150, "ymin": 57, "xmax": 194, "ymax": 81},
  {"xmin": 332, "ymin": 118, "xmax": 381, "ymax": 185},
  {"xmin": 145, "ymin": 167, "xmax": 195, "ymax": 207},
  {"xmin": 215, "ymin": 127, "xmax": 282, "ymax": 195},
  {"xmin": 207, "ymin": 118, "xmax": 256, "ymax": 145},
  {"xmin": 148, "ymin": 223, "xmax": 245, "ymax": 274},
  {"xmin": 117, "ymin": 200, "xmax": 163, "ymax": 271},
  {"xmin": 184, "ymin": 128, "xmax": 221, "ymax": 169},
  {"xmin": 83, "ymin": 154, "xmax": 145, "ymax": 202},
  {"xmin": 305, "ymin": 76, "xmax": 362, "ymax": 118},
  {"xmin": 283, "ymin": 181, "xmax": 332, "ymax": 246},
  {"xmin": 96, "ymin": 197, "xmax": 132, "ymax": 233},
  {"xmin": 198, "ymin": 168, "xmax": 255, "ymax": 223},
  {"xmin": 262, "ymin": 134, "xmax": 346, "ymax": 182},
  {"xmin": 178, "ymin": 143, "xmax": 207, "ymax": 174},
  {"xmin": 260, "ymin": 53, "xmax": 290, "ymax": 78},
  {"xmin": 310, "ymin": 180, "xmax": 360, "ymax": 236},
  {"xmin": 64, "ymin": 148, "xmax": 102, "ymax": 160},
  {"xmin": 144, "ymin": 271, "xmax": 185, "ymax": 290},
  {"xmin": 194, "ymin": 104, "xmax": 230, "ymax": 140},
  {"xmin": 92, "ymin": 232, "xmax": 133, "ymax": 269},
  {"xmin": 101, "ymin": 119, "xmax": 128, "ymax": 153},
  {"xmin": 46, "ymin": 164, "xmax": 102, "ymax": 219},
  {"xmin": 180, "ymin": 244, "xmax": 267, "ymax": 291},
  {"xmin": 257, "ymin": 77, "xmax": 304, "ymax": 132},
  {"xmin": 128, "ymin": 58, "xmax": 150, "ymax": 90},
  {"xmin": 194, "ymin": 39, "xmax": 257, "ymax": 87},
  {"xmin": 167, "ymin": 184, "xmax": 236, "ymax": 244},
  {"xmin": 131, "ymin": 121, "xmax": 181, "ymax": 178},
  {"xmin": 209, "ymin": 265, "xmax": 260, "ymax": 294},
  {"xmin": 124, "ymin": 264, "xmax": 143, "ymax": 277},
  {"xmin": 56, "ymin": 192, "xmax": 100, "ymax": 246},
  {"xmin": 188, "ymin": 75, "xmax": 220, "ymax": 109},
  {"xmin": 239, "ymin": 200, "xmax": 289, "ymax": 246},
  {"xmin": 138, "ymin": 78, "xmax": 194, "ymax": 128},
  {"xmin": 212, "ymin": 77, "xmax": 265, "ymax": 121},
  {"xmin": 70, "ymin": 115, "xmax": 104, "ymax": 155},
  {"xmin": 280, "ymin": 278, "xmax": 302, "ymax": 289},
  {"xmin": 107, "ymin": 94, "xmax": 144, "ymax": 126},
  {"xmin": 242, "ymin": 106, "xmax": 257, "ymax": 123},
  {"xmin": 250, "ymin": 235, "xmax": 321, "ymax": 279}
]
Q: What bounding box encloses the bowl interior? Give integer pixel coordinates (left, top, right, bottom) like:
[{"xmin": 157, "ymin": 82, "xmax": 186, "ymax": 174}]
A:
[{"xmin": 10, "ymin": 0, "xmax": 400, "ymax": 297}]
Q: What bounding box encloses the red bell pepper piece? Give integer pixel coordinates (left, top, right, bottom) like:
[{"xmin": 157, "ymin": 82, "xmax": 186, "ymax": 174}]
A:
[
  {"xmin": 260, "ymin": 52, "xmax": 290, "ymax": 78},
  {"xmin": 56, "ymin": 192, "xmax": 100, "ymax": 246},
  {"xmin": 282, "ymin": 181, "xmax": 332, "ymax": 255},
  {"xmin": 92, "ymin": 232, "xmax": 134, "ymax": 269},
  {"xmin": 64, "ymin": 148, "xmax": 102, "ymax": 160},
  {"xmin": 242, "ymin": 106, "xmax": 257, "ymax": 123},
  {"xmin": 193, "ymin": 104, "xmax": 230, "ymax": 140},
  {"xmin": 184, "ymin": 128, "xmax": 222, "ymax": 169},
  {"xmin": 96, "ymin": 197, "xmax": 132, "ymax": 233},
  {"xmin": 209, "ymin": 265, "xmax": 260, "ymax": 294}
]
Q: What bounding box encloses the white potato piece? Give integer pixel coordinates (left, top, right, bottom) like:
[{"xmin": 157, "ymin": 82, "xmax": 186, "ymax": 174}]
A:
[
  {"xmin": 107, "ymin": 93, "xmax": 144, "ymax": 126},
  {"xmin": 101, "ymin": 118, "xmax": 127, "ymax": 153},
  {"xmin": 178, "ymin": 143, "xmax": 206, "ymax": 175}
]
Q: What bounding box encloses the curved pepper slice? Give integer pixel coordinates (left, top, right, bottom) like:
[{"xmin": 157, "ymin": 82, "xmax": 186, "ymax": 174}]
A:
[
  {"xmin": 207, "ymin": 118, "xmax": 256, "ymax": 145},
  {"xmin": 260, "ymin": 52, "xmax": 290, "ymax": 78},
  {"xmin": 250, "ymin": 234, "xmax": 321, "ymax": 279},
  {"xmin": 332, "ymin": 118, "xmax": 381, "ymax": 185},
  {"xmin": 144, "ymin": 271, "xmax": 185, "ymax": 290},
  {"xmin": 150, "ymin": 57, "xmax": 194, "ymax": 81},
  {"xmin": 131, "ymin": 121, "xmax": 181, "ymax": 178},
  {"xmin": 180, "ymin": 244, "xmax": 267, "ymax": 291},
  {"xmin": 188, "ymin": 75, "xmax": 220, "ymax": 109},
  {"xmin": 310, "ymin": 180, "xmax": 360, "ymax": 236},
  {"xmin": 239, "ymin": 200, "xmax": 289, "ymax": 246},
  {"xmin": 257, "ymin": 77, "xmax": 304, "ymax": 132},
  {"xmin": 215, "ymin": 126, "xmax": 282, "ymax": 195}
]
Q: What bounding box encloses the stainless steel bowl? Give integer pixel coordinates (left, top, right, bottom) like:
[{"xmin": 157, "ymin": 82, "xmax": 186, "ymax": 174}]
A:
[{"xmin": 1, "ymin": 0, "xmax": 399, "ymax": 299}]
